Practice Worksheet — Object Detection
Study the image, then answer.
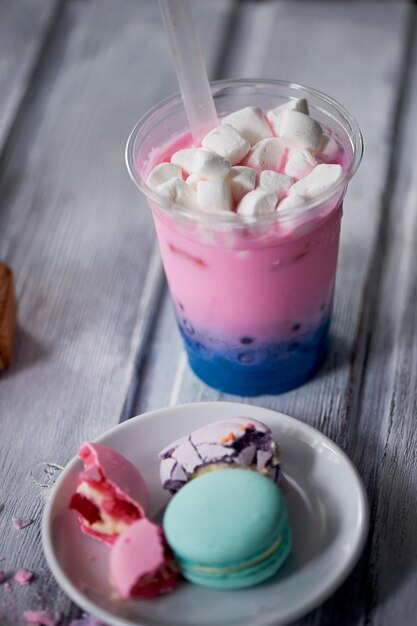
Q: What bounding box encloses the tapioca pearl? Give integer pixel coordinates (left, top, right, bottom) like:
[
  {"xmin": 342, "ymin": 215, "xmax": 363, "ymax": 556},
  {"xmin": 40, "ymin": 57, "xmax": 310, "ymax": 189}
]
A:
[
  {"xmin": 292, "ymin": 323, "xmax": 302, "ymax": 332},
  {"xmin": 178, "ymin": 302, "xmax": 185, "ymax": 311},
  {"xmin": 238, "ymin": 352, "xmax": 255, "ymax": 364},
  {"xmin": 195, "ymin": 342, "xmax": 209, "ymax": 355},
  {"xmin": 182, "ymin": 318, "xmax": 195, "ymax": 335},
  {"xmin": 320, "ymin": 302, "xmax": 326, "ymax": 312},
  {"xmin": 267, "ymin": 343, "xmax": 286, "ymax": 360},
  {"xmin": 240, "ymin": 336, "xmax": 254, "ymax": 345}
]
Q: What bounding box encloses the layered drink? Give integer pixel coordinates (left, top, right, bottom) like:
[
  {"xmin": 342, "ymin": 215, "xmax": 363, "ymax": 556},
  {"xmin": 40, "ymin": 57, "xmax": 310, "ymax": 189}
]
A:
[{"xmin": 127, "ymin": 80, "xmax": 362, "ymax": 395}]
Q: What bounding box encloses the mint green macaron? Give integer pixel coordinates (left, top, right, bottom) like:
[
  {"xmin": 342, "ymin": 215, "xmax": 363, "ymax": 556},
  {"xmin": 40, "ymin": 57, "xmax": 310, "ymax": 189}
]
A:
[{"xmin": 163, "ymin": 468, "xmax": 291, "ymax": 589}]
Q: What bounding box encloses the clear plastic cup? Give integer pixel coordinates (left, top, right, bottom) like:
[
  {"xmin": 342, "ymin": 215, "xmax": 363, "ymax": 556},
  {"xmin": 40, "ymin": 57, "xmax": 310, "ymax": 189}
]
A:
[{"xmin": 126, "ymin": 79, "xmax": 363, "ymax": 396}]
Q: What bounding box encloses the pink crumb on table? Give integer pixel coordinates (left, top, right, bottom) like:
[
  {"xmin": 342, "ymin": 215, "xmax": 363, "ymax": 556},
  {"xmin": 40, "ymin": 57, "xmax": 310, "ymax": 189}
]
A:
[
  {"xmin": 23, "ymin": 610, "xmax": 60, "ymax": 626},
  {"xmin": 3, "ymin": 581, "xmax": 11, "ymax": 592},
  {"xmin": 14, "ymin": 568, "xmax": 34, "ymax": 585},
  {"xmin": 13, "ymin": 517, "xmax": 33, "ymax": 529}
]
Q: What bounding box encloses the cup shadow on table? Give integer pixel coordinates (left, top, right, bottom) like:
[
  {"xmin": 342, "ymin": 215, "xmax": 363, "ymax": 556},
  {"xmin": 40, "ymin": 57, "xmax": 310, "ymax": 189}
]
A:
[
  {"xmin": 314, "ymin": 331, "xmax": 351, "ymax": 381},
  {"xmin": 0, "ymin": 324, "xmax": 49, "ymax": 378}
]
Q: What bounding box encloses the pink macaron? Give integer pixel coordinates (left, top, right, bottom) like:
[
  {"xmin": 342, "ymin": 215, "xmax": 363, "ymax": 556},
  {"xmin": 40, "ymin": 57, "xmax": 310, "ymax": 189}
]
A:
[
  {"xmin": 110, "ymin": 518, "xmax": 178, "ymax": 598},
  {"xmin": 69, "ymin": 442, "xmax": 149, "ymax": 545}
]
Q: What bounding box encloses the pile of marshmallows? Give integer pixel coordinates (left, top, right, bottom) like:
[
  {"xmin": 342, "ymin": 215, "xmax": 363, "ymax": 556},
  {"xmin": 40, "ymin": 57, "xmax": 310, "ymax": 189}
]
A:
[{"xmin": 146, "ymin": 98, "xmax": 345, "ymax": 217}]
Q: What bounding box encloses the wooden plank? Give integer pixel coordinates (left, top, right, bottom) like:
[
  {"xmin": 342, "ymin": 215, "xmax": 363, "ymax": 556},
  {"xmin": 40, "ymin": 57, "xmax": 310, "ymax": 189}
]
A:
[
  {"xmin": 0, "ymin": 0, "xmax": 233, "ymax": 622},
  {"xmin": 135, "ymin": 2, "xmax": 415, "ymax": 624},
  {"xmin": 0, "ymin": 0, "xmax": 61, "ymax": 153},
  {"xmin": 351, "ymin": 18, "xmax": 417, "ymax": 625}
]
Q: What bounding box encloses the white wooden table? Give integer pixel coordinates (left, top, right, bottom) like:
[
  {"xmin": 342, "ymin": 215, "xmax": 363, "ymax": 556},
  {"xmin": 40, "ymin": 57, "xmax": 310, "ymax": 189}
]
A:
[{"xmin": 1, "ymin": 1, "xmax": 416, "ymax": 624}]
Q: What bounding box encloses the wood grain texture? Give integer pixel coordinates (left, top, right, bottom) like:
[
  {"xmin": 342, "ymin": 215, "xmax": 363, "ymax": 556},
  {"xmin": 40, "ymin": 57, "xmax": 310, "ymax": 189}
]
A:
[
  {"xmin": 0, "ymin": 0, "xmax": 61, "ymax": 153},
  {"xmin": 353, "ymin": 15, "xmax": 417, "ymax": 624},
  {"xmin": 0, "ymin": 0, "xmax": 233, "ymax": 622},
  {"xmin": 134, "ymin": 2, "xmax": 417, "ymax": 625},
  {"xmin": 1, "ymin": 0, "xmax": 416, "ymax": 624},
  {"xmin": 0, "ymin": 262, "xmax": 17, "ymax": 369}
]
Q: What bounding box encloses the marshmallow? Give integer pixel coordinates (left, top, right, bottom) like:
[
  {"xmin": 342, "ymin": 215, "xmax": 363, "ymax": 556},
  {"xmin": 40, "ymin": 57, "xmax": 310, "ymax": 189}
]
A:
[
  {"xmin": 228, "ymin": 166, "xmax": 256, "ymax": 203},
  {"xmin": 243, "ymin": 138, "xmax": 287, "ymax": 173},
  {"xmin": 221, "ymin": 107, "xmax": 273, "ymax": 145},
  {"xmin": 194, "ymin": 150, "xmax": 231, "ymax": 179},
  {"xmin": 172, "ymin": 148, "xmax": 230, "ymax": 179},
  {"xmin": 196, "ymin": 180, "xmax": 233, "ymax": 213},
  {"xmin": 319, "ymin": 134, "xmax": 341, "ymax": 161},
  {"xmin": 156, "ymin": 177, "xmax": 197, "ymax": 210},
  {"xmin": 277, "ymin": 194, "xmax": 308, "ymax": 213},
  {"xmin": 285, "ymin": 150, "xmax": 320, "ymax": 179},
  {"xmin": 237, "ymin": 189, "xmax": 277, "ymax": 217},
  {"xmin": 146, "ymin": 163, "xmax": 182, "ymax": 190},
  {"xmin": 171, "ymin": 148, "xmax": 199, "ymax": 174},
  {"xmin": 289, "ymin": 164, "xmax": 345, "ymax": 199},
  {"xmin": 280, "ymin": 111, "xmax": 323, "ymax": 152},
  {"xmin": 202, "ymin": 124, "xmax": 250, "ymax": 166},
  {"xmin": 186, "ymin": 174, "xmax": 200, "ymax": 189},
  {"xmin": 266, "ymin": 98, "xmax": 309, "ymax": 136},
  {"xmin": 258, "ymin": 170, "xmax": 293, "ymax": 200}
]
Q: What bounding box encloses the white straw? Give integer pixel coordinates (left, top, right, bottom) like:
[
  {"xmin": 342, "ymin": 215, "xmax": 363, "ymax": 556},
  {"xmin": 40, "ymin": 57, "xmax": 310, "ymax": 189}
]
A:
[{"xmin": 158, "ymin": 0, "xmax": 219, "ymax": 145}]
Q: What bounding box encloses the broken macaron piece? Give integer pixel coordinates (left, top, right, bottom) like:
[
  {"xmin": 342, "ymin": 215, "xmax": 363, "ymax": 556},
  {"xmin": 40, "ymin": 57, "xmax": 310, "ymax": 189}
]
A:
[
  {"xmin": 110, "ymin": 518, "xmax": 178, "ymax": 598},
  {"xmin": 159, "ymin": 417, "xmax": 280, "ymax": 494},
  {"xmin": 69, "ymin": 442, "xmax": 149, "ymax": 545}
]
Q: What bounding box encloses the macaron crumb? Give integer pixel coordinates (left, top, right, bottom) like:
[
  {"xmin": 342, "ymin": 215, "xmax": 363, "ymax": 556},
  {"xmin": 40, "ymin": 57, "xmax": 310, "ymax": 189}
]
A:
[{"xmin": 14, "ymin": 569, "xmax": 34, "ymax": 585}]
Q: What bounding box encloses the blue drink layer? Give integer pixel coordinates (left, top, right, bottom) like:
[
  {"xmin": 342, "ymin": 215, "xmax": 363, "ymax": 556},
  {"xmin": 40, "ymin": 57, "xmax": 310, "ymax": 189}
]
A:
[{"xmin": 177, "ymin": 316, "xmax": 331, "ymax": 396}]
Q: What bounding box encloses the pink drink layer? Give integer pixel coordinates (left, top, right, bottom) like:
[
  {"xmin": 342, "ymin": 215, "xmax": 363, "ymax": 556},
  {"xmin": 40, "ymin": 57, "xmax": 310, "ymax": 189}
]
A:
[{"xmin": 146, "ymin": 131, "xmax": 346, "ymax": 345}]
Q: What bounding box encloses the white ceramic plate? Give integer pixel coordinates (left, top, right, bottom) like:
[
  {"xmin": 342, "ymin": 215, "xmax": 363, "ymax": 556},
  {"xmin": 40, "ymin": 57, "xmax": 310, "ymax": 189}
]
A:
[{"xmin": 42, "ymin": 402, "xmax": 368, "ymax": 626}]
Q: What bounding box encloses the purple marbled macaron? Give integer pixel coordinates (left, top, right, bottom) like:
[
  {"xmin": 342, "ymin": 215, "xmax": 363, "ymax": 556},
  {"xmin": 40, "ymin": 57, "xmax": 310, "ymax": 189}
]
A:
[{"xmin": 159, "ymin": 417, "xmax": 280, "ymax": 494}]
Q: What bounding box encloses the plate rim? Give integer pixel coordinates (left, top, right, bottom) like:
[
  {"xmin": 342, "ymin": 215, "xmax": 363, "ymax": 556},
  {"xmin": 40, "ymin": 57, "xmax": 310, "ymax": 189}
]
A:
[{"xmin": 42, "ymin": 401, "xmax": 369, "ymax": 626}]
